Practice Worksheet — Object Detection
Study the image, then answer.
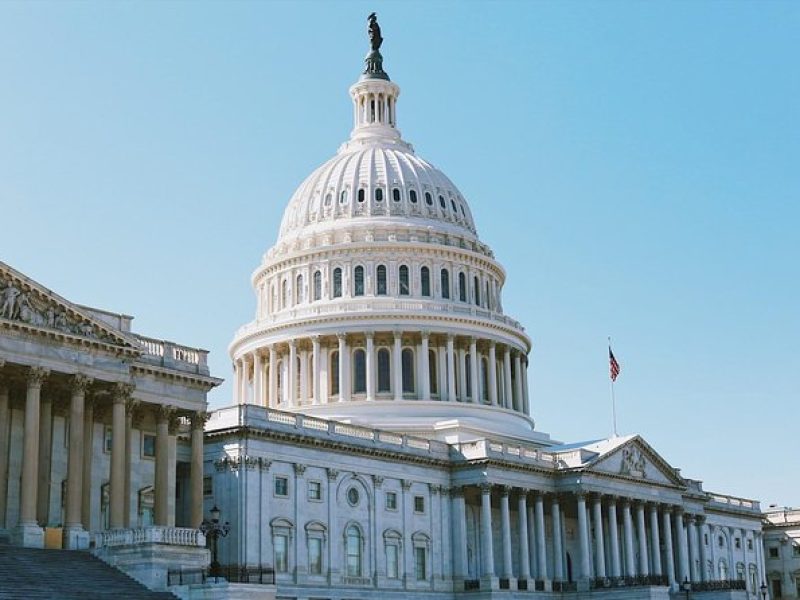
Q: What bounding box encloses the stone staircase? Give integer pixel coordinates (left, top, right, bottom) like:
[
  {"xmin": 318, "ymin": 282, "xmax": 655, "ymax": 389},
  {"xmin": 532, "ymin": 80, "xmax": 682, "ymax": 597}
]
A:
[{"xmin": 0, "ymin": 545, "xmax": 178, "ymax": 599}]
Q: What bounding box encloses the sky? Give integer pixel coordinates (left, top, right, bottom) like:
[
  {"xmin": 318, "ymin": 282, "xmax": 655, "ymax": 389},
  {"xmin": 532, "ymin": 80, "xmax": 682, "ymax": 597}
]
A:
[{"xmin": 0, "ymin": 1, "xmax": 797, "ymax": 507}]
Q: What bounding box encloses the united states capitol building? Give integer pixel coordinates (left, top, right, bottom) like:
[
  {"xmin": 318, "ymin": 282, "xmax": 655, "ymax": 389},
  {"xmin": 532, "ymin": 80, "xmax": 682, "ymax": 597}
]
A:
[{"xmin": 0, "ymin": 15, "xmax": 791, "ymax": 600}]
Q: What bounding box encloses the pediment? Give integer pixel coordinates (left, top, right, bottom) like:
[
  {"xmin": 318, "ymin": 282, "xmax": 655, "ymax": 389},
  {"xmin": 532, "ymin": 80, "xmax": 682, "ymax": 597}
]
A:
[
  {"xmin": 585, "ymin": 436, "xmax": 686, "ymax": 487},
  {"xmin": 0, "ymin": 261, "xmax": 136, "ymax": 349}
]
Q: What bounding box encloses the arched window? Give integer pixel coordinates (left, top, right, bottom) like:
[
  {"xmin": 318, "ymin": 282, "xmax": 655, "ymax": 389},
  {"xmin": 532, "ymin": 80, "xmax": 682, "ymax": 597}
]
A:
[
  {"xmin": 353, "ymin": 349, "xmax": 366, "ymax": 394},
  {"xmin": 451, "ymin": 199, "xmax": 457, "ymax": 212},
  {"xmin": 402, "ymin": 348, "xmax": 415, "ymax": 394},
  {"xmin": 409, "ymin": 189, "xmax": 417, "ymax": 203},
  {"xmin": 474, "ymin": 276, "xmax": 480, "ymax": 306},
  {"xmin": 332, "ymin": 268, "xmax": 342, "ymax": 298},
  {"xmin": 378, "ymin": 348, "xmax": 391, "ymax": 392},
  {"xmin": 440, "ymin": 269, "xmax": 450, "ymax": 299},
  {"xmin": 481, "ymin": 358, "xmax": 489, "ymax": 402},
  {"xmin": 485, "ymin": 281, "xmax": 490, "ymax": 310},
  {"xmin": 420, "ymin": 266, "xmax": 430, "ymax": 297},
  {"xmin": 357, "ymin": 188, "xmax": 365, "ymax": 203},
  {"xmin": 282, "ymin": 279, "xmax": 289, "ymax": 308},
  {"xmin": 340, "ymin": 189, "xmax": 348, "ymax": 204},
  {"xmin": 354, "ymin": 266, "xmax": 365, "ymax": 297},
  {"xmin": 458, "ymin": 272, "xmax": 467, "ymax": 302},
  {"xmin": 324, "ymin": 193, "xmax": 332, "ymax": 206},
  {"xmin": 719, "ymin": 560, "xmax": 728, "ymax": 580},
  {"xmin": 399, "ymin": 265, "xmax": 410, "ymax": 296},
  {"xmin": 465, "ymin": 354, "xmax": 472, "ymax": 398},
  {"xmin": 438, "ymin": 195, "xmax": 446, "ymax": 209},
  {"xmin": 393, "ymin": 188, "xmax": 401, "ymax": 202},
  {"xmin": 736, "ymin": 563, "xmax": 745, "ymax": 582},
  {"xmin": 313, "ymin": 270, "xmax": 322, "ymax": 301},
  {"xmin": 376, "ymin": 265, "xmax": 387, "ymax": 295},
  {"xmin": 345, "ymin": 525, "xmax": 363, "ymax": 577},
  {"xmin": 429, "ymin": 350, "xmax": 438, "ymax": 395},
  {"xmin": 425, "ymin": 192, "xmax": 433, "ymax": 206},
  {"xmin": 296, "ymin": 274, "xmax": 304, "ymax": 304},
  {"xmin": 330, "ymin": 351, "xmax": 340, "ymax": 396},
  {"xmin": 376, "ymin": 188, "xmax": 384, "ymax": 202}
]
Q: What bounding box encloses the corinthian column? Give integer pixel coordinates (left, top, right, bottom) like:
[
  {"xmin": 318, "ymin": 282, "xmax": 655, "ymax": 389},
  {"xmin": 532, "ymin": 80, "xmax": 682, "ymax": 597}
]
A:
[
  {"xmin": 622, "ymin": 499, "xmax": 635, "ymax": 576},
  {"xmin": 268, "ymin": 345, "xmax": 278, "ymax": 407},
  {"xmin": 446, "ymin": 335, "xmax": 456, "ymax": 402},
  {"xmin": 393, "ymin": 331, "xmax": 402, "ymax": 401},
  {"xmin": 593, "ymin": 495, "xmax": 607, "ymax": 578},
  {"xmin": 123, "ymin": 398, "xmax": 139, "ymax": 527},
  {"xmin": 518, "ymin": 491, "xmax": 531, "ymax": 581},
  {"xmin": 13, "ymin": 367, "xmax": 48, "ymax": 547},
  {"xmin": 365, "ymin": 332, "xmax": 375, "ymax": 401},
  {"xmin": 500, "ymin": 486, "xmax": 513, "ymax": 579},
  {"xmin": 487, "ymin": 341, "xmax": 498, "ymax": 405},
  {"xmin": 109, "ymin": 383, "xmax": 131, "ymax": 529},
  {"xmin": 663, "ymin": 507, "xmax": 677, "ymax": 587},
  {"xmin": 480, "ymin": 483, "xmax": 495, "ymax": 578},
  {"xmin": 64, "ymin": 374, "xmax": 92, "ymax": 548},
  {"xmin": 607, "ymin": 497, "xmax": 622, "ymax": 577},
  {"xmin": 552, "ymin": 495, "xmax": 564, "ymax": 581},
  {"xmin": 36, "ymin": 392, "xmax": 53, "ymax": 527},
  {"xmin": 420, "ymin": 332, "xmax": 430, "ymax": 400},
  {"xmin": 189, "ymin": 411, "xmax": 207, "ymax": 528},
  {"xmin": 154, "ymin": 404, "xmax": 174, "ymax": 526},
  {"xmin": 81, "ymin": 394, "xmax": 95, "ymax": 530},
  {"xmin": 502, "ymin": 348, "xmax": 512, "ymax": 409},
  {"xmin": 513, "ymin": 352, "xmax": 523, "ymax": 413},
  {"xmin": 469, "ymin": 337, "xmax": 479, "ymax": 403},
  {"xmin": 649, "ymin": 504, "xmax": 663, "ymax": 576},
  {"xmin": 576, "ymin": 493, "xmax": 592, "ymax": 581},
  {"xmin": 636, "ymin": 502, "xmax": 650, "ymax": 575}
]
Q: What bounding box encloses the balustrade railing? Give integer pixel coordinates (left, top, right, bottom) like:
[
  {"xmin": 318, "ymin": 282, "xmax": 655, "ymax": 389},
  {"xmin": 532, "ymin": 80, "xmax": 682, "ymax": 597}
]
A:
[
  {"xmin": 691, "ymin": 579, "xmax": 747, "ymax": 591},
  {"xmin": 135, "ymin": 334, "xmax": 209, "ymax": 372},
  {"xmin": 92, "ymin": 526, "xmax": 206, "ymax": 549},
  {"xmin": 590, "ymin": 575, "xmax": 669, "ymax": 589}
]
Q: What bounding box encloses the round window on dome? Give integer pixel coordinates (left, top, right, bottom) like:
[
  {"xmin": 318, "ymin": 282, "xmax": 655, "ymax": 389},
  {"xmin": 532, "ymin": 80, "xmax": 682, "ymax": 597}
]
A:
[
  {"xmin": 357, "ymin": 189, "xmax": 365, "ymax": 203},
  {"xmin": 347, "ymin": 487, "xmax": 360, "ymax": 506},
  {"xmin": 393, "ymin": 188, "xmax": 401, "ymax": 202},
  {"xmin": 376, "ymin": 188, "xmax": 384, "ymax": 202}
]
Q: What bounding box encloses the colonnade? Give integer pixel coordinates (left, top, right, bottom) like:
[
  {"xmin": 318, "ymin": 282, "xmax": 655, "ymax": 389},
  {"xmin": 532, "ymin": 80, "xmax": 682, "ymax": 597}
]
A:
[
  {"xmin": 0, "ymin": 363, "xmax": 206, "ymax": 548},
  {"xmin": 234, "ymin": 332, "xmax": 530, "ymax": 414},
  {"xmin": 449, "ymin": 485, "xmax": 757, "ymax": 590}
]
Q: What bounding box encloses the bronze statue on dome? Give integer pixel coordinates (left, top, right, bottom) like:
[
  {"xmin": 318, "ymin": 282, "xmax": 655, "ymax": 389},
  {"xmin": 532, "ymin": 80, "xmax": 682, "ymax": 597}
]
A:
[
  {"xmin": 362, "ymin": 13, "xmax": 389, "ymax": 81},
  {"xmin": 368, "ymin": 13, "xmax": 383, "ymax": 51}
]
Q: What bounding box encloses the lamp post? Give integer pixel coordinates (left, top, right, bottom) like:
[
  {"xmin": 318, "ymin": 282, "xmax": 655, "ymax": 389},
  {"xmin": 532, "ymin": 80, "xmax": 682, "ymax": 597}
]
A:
[
  {"xmin": 682, "ymin": 577, "xmax": 692, "ymax": 600},
  {"xmin": 199, "ymin": 505, "xmax": 230, "ymax": 577},
  {"xmin": 760, "ymin": 581, "xmax": 768, "ymax": 600}
]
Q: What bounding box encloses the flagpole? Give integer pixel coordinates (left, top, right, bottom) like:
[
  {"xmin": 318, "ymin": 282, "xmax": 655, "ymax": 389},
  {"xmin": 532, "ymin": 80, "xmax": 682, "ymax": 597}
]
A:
[{"xmin": 609, "ymin": 336, "xmax": 618, "ymax": 438}]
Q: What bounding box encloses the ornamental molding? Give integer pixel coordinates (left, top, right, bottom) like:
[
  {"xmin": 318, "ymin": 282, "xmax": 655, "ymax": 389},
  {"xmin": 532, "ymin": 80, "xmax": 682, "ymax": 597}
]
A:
[{"xmin": 620, "ymin": 446, "xmax": 647, "ymax": 479}]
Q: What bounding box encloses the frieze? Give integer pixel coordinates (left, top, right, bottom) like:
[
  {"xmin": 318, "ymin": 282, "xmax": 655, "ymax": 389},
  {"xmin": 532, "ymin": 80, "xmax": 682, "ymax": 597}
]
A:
[{"xmin": 213, "ymin": 455, "xmax": 271, "ymax": 472}]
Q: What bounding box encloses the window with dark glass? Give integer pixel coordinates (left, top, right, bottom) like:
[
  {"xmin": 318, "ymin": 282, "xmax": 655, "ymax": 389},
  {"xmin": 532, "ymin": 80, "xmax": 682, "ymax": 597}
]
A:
[
  {"xmin": 353, "ymin": 349, "xmax": 366, "ymax": 394},
  {"xmin": 313, "ymin": 270, "xmax": 322, "ymax": 301},
  {"xmin": 485, "ymin": 281, "xmax": 490, "ymax": 310},
  {"xmin": 324, "ymin": 193, "xmax": 332, "ymax": 206},
  {"xmin": 332, "ymin": 267, "xmax": 342, "ymax": 298},
  {"xmin": 474, "ymin": 276, "xmax": 480, "ymax": 305},
  {"xmin": 438, "ymin": 195, "xmax": 445, "ymax": 209},
  {"xmin": 399, "ymin": 265, "xmax": 410, "ymax": 296},
  {"xmin": 376, "ymin": 188, "xmax": 384, "ymax": 202},
  {"xmin": 425, "ymin": 192, "xmax": 433, "ymax": 206},
  {"xmin": 296, "ymin": 274, "xmax": 304, "ymax": 304},
  {"xmin": 441, "ymin": 269, "xmax": 450, "ymax": 299},
  {"xmin": 414, "ymin": 547, "xmax": 426, "ymax": 580},
  {"xmin": 420, "ymin": 266, "xmax": 430, "ymax": 297},
  {"xmin": 402, "ymin": 348, "xmax": 415, "ymax": 393},
  {"xmin": 451, "ymin": 199, "xmax": 457, "ymax": 212},
  {"xmin": 429, "ymin": 350, "xmax": 437, "ymax": 395},
  {"xmin": 376, "ymin": 264, "xmax": 387, "ymax": 295},
  {"xmin": 458, "ymin": 272, "xmax": 467, "ymax": 302},
  {"xmin": 357, "ymin": 188, "xmax": 365, "ymax": 203},
  {"xmin": 340, "ymin": 190, "xmax": 348, "ymax": 204},
  {"xmin": 465, "ymin": 355, "xmax": 472, "ymax": 398},
  {"xmin": 481, "ymin": 359, "xmax": 489, "ymax": 402},
  {"xmin": 409, "ymin": 190, "xmax": 418, "ymax": 203},
  {"xmin": 385, "ymin": 491, "xmax": 398, "ymax": 510},
  {"xmin": 414, "ymin": 495, "xmax": 425, "ymax": 513},
  {"xmin": 393, "ymin": 188, "xmax": 401, "ymax": 202},
  {"xmin": 346, "ymin": 526, "xmax": 362, "ymax": 577},
  {"xmin": 274, "ymin": 476, "xmax": 288, "ymax": 497},
  {"xmin": 354, "ymin": 266, "xmax": 364, "ymax": 296},
  {"xmin": 330, "ymin": 351, "xmax": 339, "ymax": 396},
  {"xmin": 378, "ymin": 348, "xmax": 391, "ymax": 392}
]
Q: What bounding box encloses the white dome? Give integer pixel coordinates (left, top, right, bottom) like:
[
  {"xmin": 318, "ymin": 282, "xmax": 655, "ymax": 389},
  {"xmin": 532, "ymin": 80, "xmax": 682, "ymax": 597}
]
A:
[
  {"xmin": 278, "ymin": 145, "xmax": 477, "ymax": 242},
  {"xmin": 230, "ymin": 40, "xmax": 535, "ymax": 445}
]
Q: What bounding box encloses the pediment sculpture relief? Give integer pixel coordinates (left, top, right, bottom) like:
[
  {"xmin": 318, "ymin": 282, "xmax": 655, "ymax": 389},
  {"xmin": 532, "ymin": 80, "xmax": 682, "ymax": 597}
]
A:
[
  {"xmin": 620, "ymin": 445, "xmax": 647, "ymax": 478},
  {"xmin": 0, "ymin": 277, "xmax": 112, "ymax": 342}
]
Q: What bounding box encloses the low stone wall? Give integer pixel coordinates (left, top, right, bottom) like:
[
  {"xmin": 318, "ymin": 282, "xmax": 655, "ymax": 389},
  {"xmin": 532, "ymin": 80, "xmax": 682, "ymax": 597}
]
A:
[
  {"xmin": 169, "ymin": 582, "xmax": 276, "ymax": 600},
  {"xmin": 93, "ymin": 541, "xmax": 209, "ymax": 591}
]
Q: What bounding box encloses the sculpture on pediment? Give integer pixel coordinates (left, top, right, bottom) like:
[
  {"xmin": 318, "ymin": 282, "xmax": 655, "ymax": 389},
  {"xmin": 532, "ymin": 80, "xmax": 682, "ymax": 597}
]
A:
[
  {"xmin": 0, "ymin": 282, "xmax": 20, "ymax": 319},
  {"xmin": 621, "ymin": 445, "xmax": 647, "ymax": 478}
]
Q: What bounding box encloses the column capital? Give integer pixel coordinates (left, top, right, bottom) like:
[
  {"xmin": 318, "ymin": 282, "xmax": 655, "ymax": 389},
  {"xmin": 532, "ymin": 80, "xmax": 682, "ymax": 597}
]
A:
[
  {"xmin": 71, "ymin": 373, "xmax": 93, "ymax": 394},
  {"xmin": 125, "ymin": 397, "xmax": 139, "ymax": 413},
  {"xmin": 326, "ymin": 467, "xmax": 339, "ymax": 482},
  {"xmin": 479, "ymin": 482, "xmax": 493, "ymax": 493},
  {"xmin": 112, "ymin": 381, "xmax": 134, "ymax": 403},
  {"xmin": 499, "ymin": 485, "xmax": 511, "ymax": 497},
  {"xmin": 311, "ymin": 334, "xmax": 321, "ymax": 343},
  {"xmin": 289, "ymin": 338, "xmax": 298, "ymax": 348},
  {"xmin": 449, "ymin": 486, "xmax": 464, "ymax": 498},
  {"xmin": 293, "ymin": 463, "xmax": 306, "ymax": 476},
  {"xmin": 446, "ymin": 333, "xmax": 454, "ymax": 342},
  {"xmin": 393, "ymin": 329, "xmax": 402, "ymax": 340},
  {"xmin": 420, "ymin": 330, "xmax": 429, "ymax": 340},
  {"xmin": 401, "ymin": 479, "xmax": 413, "ymax": 491},
  {"xmin": 190, "ymin": 411, "xmax": 209, "ymax": 430},
  {"xmin": 371, "ymin": 474, "xmax": 383, "ymax": 488},
  {"xmin": 27, "ymin": 366, "xmax": 49, "ymax": 387},
  {"xmin": 156, "ymin": 404, "xmax": 176, "ymax": 423},
  {"xmin": 363, "ymin": 331, "xmax": 374, "ymax": 341},
  {"xmin": 694, "ymin": 514, "xmax": 706, "ymax": 525}
]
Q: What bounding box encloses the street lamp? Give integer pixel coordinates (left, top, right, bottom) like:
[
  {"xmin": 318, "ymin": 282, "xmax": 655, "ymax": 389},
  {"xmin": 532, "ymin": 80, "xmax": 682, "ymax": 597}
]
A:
[
  {"xmin": 760, "ymin": 581, "xmax": 768, "ymax": 600},
  {"xmin": 199, "ymin": 505, "xmax": 230, "ymax": 577},
  {"xmin": 682, "ymin": 577, "xmax": 692, "ymax": 600}
]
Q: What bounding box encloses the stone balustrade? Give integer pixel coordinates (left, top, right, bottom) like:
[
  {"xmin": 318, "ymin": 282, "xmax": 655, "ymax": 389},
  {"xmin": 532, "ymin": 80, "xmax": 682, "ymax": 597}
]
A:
[
  {"xmin": 91, "ymin": 526, "xmax": 206, "ymax": 549},
  {"xmin": 135, "ymin": 334, "xmax": 209, "ymax": 374},
  {"xmin": 708, "ymin": 493, "xmax": 760, "ymax": 512}
]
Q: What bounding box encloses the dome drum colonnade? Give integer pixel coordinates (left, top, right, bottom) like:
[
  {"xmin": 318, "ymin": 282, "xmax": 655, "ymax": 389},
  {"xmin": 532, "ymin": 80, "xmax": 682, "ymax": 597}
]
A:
[{"xmin": 233, "ymin": 330, "xmax": 529, "ymax": 414}]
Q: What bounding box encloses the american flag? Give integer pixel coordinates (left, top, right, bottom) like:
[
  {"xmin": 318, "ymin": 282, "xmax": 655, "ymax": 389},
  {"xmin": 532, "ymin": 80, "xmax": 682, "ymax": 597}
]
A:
[{"xmin": 609, "ymin": 346, "xmax": 621, "ymax": 382}]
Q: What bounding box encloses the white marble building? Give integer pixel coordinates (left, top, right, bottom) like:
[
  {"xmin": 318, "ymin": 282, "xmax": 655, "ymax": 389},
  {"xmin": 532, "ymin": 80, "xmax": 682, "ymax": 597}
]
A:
[
  {"xmin": 204, "ymin": 16, "xmax": 767, "ymax": 600},
  {"xmin": 0, "ymin": 260, "xmax": 221, "ymax": 551},
  {"xmin": 763, "ymin": 507, "xmax": 800, "ymax": 599}
]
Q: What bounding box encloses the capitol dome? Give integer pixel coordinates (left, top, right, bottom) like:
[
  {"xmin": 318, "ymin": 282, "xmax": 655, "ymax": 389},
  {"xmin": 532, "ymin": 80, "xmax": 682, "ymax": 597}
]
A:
[{"xmin": 230, "ymin": 27, "xmax": 541, "ymax": 444}]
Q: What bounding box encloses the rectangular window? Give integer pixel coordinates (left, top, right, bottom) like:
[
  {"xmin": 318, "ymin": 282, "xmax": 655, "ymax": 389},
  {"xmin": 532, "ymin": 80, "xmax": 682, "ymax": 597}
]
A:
[
  {"xmin": 735, "ymin": 537, "xmax": 741, "ymax": 549},
  {"xmin": 414, "ymin": 547, "xmax": 426, "ymax": 580},
  {"xmin": 308, "ymin": 481, "xmax": 322, "ymax": 501},
  {"xmin": 141, "ymin": 433, "xmax": 156, "ymax": 458},
  {"xmin": 274, "ymin": 534, "xmax": 288, "ymax": 573},
  {"xmin": 308, "ymin": 538, "xmax": 322, "ymax": 574},
  {"xmin": 769, "ymin": 547, "xmax": 779, "ymax": 559},
  {"xmin": 704, "ymin": 533, "xmax": 709, "ymax": 545},
  {"xmin": 386, "ymin": 544, "xmax": 399, "ymax": 579},
  {"xmin": 203, "ymin": 476, "xmax": 213, "ymax": 497},
  {"xmin": 274, "ymin": 476, "xmax": 289, "ymax": 497},
  {"xmin": 414, "ymin": 495, "xmax": 425, "ymax": 513},
  {"xmin": 104, "ymin": 427, "xmax": 113, "ymax": 453},
  {"xmin": 794, "ymin": 545, "xmax": 800, "ymax": 557},
  {"xmin": 386, "ymin": 491, "xmax": 397, "ymax": 510},
  {"xmin": 747, "ymin": 539, "xmax": 753, "ymax": 551}
]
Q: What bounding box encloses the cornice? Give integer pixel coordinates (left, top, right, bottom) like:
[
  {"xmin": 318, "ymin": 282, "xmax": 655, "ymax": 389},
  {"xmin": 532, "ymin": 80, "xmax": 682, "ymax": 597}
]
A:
[
  {"xmin": 131, "ymin": 362, "xmax": 223, "ymax": 389},
  {"xmin": 0, "ymin": 319, "xmax": 139, "ymax": 357}
]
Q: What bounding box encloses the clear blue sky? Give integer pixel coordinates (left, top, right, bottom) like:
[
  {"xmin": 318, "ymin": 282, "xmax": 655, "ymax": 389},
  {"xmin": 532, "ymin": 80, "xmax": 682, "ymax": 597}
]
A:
[{"xmin": 1, "ymin": 1, "xmax": 797, "ymax": 506}]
